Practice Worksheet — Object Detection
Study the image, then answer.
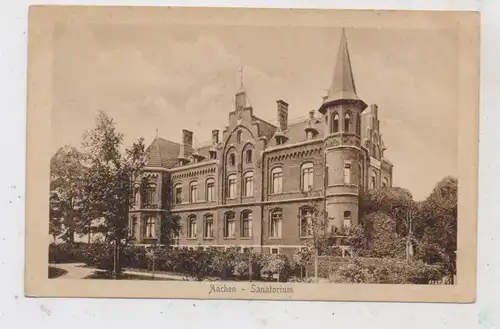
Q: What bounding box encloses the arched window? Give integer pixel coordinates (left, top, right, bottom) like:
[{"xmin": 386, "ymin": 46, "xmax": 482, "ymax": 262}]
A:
[
  {"xmin": 174, "ymin": 183, "xmax": 182, "ymax": 204},
  {"xmin": 206, "ymin": 178, "xmax": 215, "ymax": 202},
  {"xmin": 241, "ymin": 211, "xmax": 253, "ymax": 238},
  {"xmin": 270, "ymin": 209, "xmax": 283, "ymax": 238},
  {"xmin": 356, "ymin": 113, "xmax": 361, "ymax": 135},
  {"xmin": 332, "ymin": 113, "xmax": 339, "ymax": 133},
  {"xmin": 204, "ymin": 214, "xmax": 214, "ymax": 238},
  {"xmin": 224, "ymin": 212, "xmax": 236, "ymax": 238},
  {"xmin": 227, "ymin": 174, "xmax": 237, "ymax": 199},
  {"xmin": 237, "ymin": 130, "xmax": 242, "ymax": 143},
  {"xmin": 301, "ymin": 162, "xmax": 314, "ymax": 191},
  {"xmin": 370, "ymin": 172, "xmax": 376, "ymax": 189},
  {"xmin": 187, "ymin": 215, "xmax": 197, "ymax": 238},
  {"xmin": 189, "ymin": 181, "xmax": 198, "ymax": 203},
  {"xmin": 270, "ymin": 167, "xmax": 283, "ymax": 194},
  {"xmin": 229, "ymin": 153, "xmax": 236, "ymax": 166},
  {"xmin": 243, "ymin": 171, "xmax": 254, "ymax": 197},
  {"xmin": 245, "ymin": 149, "xmax": 252, "ymax": 163},
  {"xmin": 146, "ymin": 184, "xmax": 156, "ymax": 205},
  {"xmin": 134, "ymin": 187, "xmax": 140, "ymax": 206},
  {"xmin": 145, "ymin": 217, "xmax": 155, "ymax": 238},
  {"xmin": 344, "ymin": 112, "xmax": 351, "ymax": 132},
  {"xmin": 299, "ymin": 207, "xmax": 313, "ymax": 237}
]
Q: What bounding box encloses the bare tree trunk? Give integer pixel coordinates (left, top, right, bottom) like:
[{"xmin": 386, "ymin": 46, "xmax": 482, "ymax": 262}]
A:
[
  {"xmin": 87, "ymin": 222, "xmax": 91, "ymax": 244},
  {"xmin": 314, "ymin": 249, "xmax": 319, "ymax": 282}
]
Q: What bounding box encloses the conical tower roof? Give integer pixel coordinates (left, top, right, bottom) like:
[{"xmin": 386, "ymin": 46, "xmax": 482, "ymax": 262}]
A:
[{"xmin": 319, "ymin": 28, "xmax": 367, "ymax": 114}]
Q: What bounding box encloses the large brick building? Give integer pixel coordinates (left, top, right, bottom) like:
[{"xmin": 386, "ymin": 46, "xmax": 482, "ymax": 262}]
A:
[{"xmin": 128, "ymin": 29, "xmax": 393, "ymax": 255}]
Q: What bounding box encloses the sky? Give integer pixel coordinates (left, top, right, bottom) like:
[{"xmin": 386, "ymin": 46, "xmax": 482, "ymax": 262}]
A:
[{"xmin": 51, "ymin": 21, "xmax": 458, "ymax": 200}]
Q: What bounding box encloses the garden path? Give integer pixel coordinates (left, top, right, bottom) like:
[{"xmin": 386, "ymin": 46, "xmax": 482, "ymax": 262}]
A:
[{"xmin": 50, "ymin": 263, "xmax": 98, "ymax": 279}]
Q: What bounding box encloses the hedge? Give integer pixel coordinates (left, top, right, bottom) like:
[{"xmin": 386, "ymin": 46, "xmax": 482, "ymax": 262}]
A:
[{"xmin": 49, "ymin": 243, "xmax": 293, "ymax": 281}]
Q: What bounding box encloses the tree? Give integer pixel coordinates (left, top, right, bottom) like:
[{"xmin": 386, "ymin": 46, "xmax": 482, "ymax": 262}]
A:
[
  {"xmin": 298, "ymin": 196, "xmax": 333, "ymax": 256},
  {"xmin": 415, "ymin": 176, "xmax": 458, "ymax": 281},
  {"xmin": 49, "ymin": 192, "xmax": 63, "ymax": 242},
  {"xmin": 80, "ymin": 111, "xmax": 147, "ymax": 276},
  {"xmin": 360, "ymin": 186, "xmax": 417, "ymax": 236},
  {"xmin": 50, "ymin": 145, "xmax": 86, "ymax": 243},
  {"xmin": 160, "ymin": 212, "xmax": 182, "ymax": 246},
  {"xmin": 363, "ymin": 212, "xmax": 406, "ymax": 259}
]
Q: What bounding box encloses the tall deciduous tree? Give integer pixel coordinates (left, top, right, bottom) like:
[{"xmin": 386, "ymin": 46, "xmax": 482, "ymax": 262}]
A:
[
  {"xmin": 415, "ymin": 176, "xmax": 458, "ymax": 280},
  {"xmin": 50, "ymin": 145, "xmax": 86, "ymax": 243},
  {"xmin": 81, "ymin": 111, "xmax": 146, "ymax": 275}
]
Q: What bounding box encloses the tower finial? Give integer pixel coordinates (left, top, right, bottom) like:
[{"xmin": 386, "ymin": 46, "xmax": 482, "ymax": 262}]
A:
[
  {"xmin": 239, "ymin": 66, "xmax": 244, "ymax": 89},
  {"xmin": 155, "ymin": 128, "xmax": 159, "ymax": 139}
]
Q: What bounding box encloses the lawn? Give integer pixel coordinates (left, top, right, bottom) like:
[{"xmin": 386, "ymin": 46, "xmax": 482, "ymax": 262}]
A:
[
  {"xmin": 84, "ymin": 271, "xmax": 176, "ymax": 281},
  {"xmin": 48, "ymin": 266, "xmax": 68, "ymax": 279}
]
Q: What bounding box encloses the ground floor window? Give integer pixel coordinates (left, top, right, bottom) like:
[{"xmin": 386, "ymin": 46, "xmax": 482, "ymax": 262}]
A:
[
  {"xmin": 204, "ymin": 215, "xmax": 214, "ymax": 238},
  {"xmin": 224, "ymin": 212, "xmax": 236, "ymax": 238},
  {"xmin": 270, "ymin": 209, "xmax": 282, "ymax": 238}
]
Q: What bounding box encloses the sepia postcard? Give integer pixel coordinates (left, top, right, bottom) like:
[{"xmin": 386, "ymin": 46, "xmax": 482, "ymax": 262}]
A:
[{"xmin": 25, "ymin": 6, "xmax": 479, "ymax": 302}]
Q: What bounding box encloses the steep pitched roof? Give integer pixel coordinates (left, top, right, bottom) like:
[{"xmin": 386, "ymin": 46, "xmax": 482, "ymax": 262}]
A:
[
  {"xmin": 252, "ymin": 115, "xmax": 277, "ymax": 140},
  {"xmin": 145, "ymin": 138, "xmax": 181, "ymax": 169},
  {"xmin": 282, "ymin": 116, "xmax": 326, "ymax": 144},
  {"xmin": 320, "ymin": 28, "xmax": 367, "ymax": 113}
]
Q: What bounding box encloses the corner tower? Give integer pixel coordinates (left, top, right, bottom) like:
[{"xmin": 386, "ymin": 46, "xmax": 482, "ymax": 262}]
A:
[{"xmin": 319, "ymin": 29, "xmax": 367, "ymax": 231}]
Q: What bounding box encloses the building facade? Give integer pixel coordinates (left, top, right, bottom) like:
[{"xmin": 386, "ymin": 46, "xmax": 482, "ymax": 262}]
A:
[{"xmin": 128, "ymin": 29, "xmax": 393, "ymax": 255}]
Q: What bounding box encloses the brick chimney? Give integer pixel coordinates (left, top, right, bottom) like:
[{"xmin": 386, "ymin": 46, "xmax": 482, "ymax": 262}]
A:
[
  {"xmin": 178, "ymin": 129, "xmax": 193, "ymax": 160},
  {"xmin": 212, "ymin": 129, "xmax": 219, "ymax": 145},
  {"xmin": 276, "ymin": 100, "xmax": 289, "ymax": 132}
]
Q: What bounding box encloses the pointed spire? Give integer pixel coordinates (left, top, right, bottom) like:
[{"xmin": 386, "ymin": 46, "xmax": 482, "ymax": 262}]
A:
[
  {"xmin": 319, "ymin": 28, "xmax": 367, "ymax": 114},
  {"xmin": 235, "ymin": 66, "xmax": 252, "ymax": 110},
  {"xmin": 239, "ymin": 66, "xmax": 244, "ymax": 91},
  {"xmin": 330, "ymin": 28, "xmax": 357, "ymax": 97}
]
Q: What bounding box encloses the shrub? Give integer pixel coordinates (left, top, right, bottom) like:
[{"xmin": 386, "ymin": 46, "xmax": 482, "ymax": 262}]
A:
[
  {"xmin": 49, "ymin": 242, "xmax": 88, "ymax": 263},
  {"xmin": 260, "ymin": 254, "xmax": 292, "ymax": 282},
  {"xmin": 329, "ymin": 257, "xmax": 445, "ymax": 284}
]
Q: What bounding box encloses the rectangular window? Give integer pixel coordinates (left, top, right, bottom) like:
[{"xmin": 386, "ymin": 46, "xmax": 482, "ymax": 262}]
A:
[
  {"xmin": 206, "ymin": 181, "xmax": 215, "ymax": 201},
  {"xmin": 188, "ymin": 217, "xmax": 197, "ymax": 238},
  {"xmin": 146, "ymin": 187, "xmax": 156, "ymax": 205},
  {"xmin": 301, "ymin": 163, "xmax": 314, "ymax": 191},
  {"xmin": 225, "ymin": 213, "xmax": 236, "ymax": 238},
  {"xmin": 271, "ymin": 248, "xmax": 279, "ymax": 254},
  {"xmin": 300, "ymin": 209, "xmax": 313, "ymax": 237},
  {"xmin": 344, "ymin": 162, "xmax": 351, "ymax": 184},
  {"xmin": 343, "ymin": 210, "xmax": 351, "ymax": 229},
  {"xmin": 244, "ymin": 174, "xmax": 254, "ymax": 197},
  {"xmin": 272, "ymin": 169, "xmax": 283, "ymax": 194},
  {"xmin": 270, "ymin": 211, "xmax": 282, "ymax": 238},
  {"xmin": 227, "ymin": 175, "xmax": 236, "ymax": 198},
  {"xmin": 130, "ymin": 218, "xmax": 137, "ymax": 238},
  {"xmin": 204, "ymin": 216, "xmax": 214, "ymax": 238},
  {"xmin": 175, "ymin": 186, "xmax": 182, "ymax": 204},
  {"xmin": 145, "ymin": 218, "xmax": 155, "ymax": 238},
  {"xmin": 190, "ymin": 183, "xmax": 198, "ymax": 203},
  {"xmin": 242, "ymin": 212, "xmax": 253, "ymax": 238}
]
